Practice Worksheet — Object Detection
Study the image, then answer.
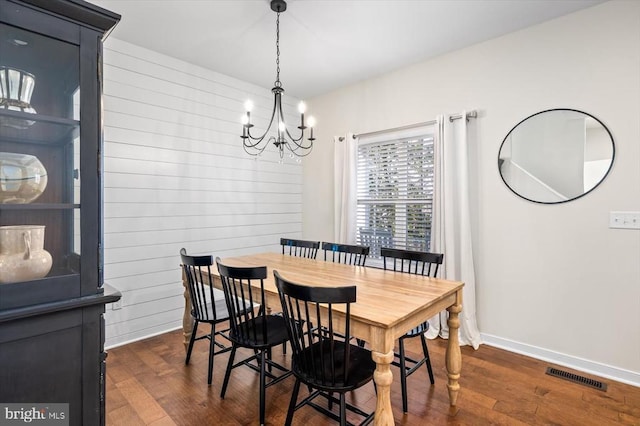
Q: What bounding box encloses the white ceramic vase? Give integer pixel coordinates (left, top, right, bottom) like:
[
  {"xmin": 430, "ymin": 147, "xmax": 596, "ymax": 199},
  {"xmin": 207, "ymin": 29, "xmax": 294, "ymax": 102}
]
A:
[{"xmin": 0, "ymin": 225, "xmax": 52, "ymax": 284}]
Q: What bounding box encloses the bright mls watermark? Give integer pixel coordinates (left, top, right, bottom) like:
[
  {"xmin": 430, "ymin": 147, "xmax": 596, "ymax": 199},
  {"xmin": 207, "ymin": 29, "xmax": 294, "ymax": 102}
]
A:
[{"xmin": 0, "ymin": 404, "xmax": 68, "ymax": 425}]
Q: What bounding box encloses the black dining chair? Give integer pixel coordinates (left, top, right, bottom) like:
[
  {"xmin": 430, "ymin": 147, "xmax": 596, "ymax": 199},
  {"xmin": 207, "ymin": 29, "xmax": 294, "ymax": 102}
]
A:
[
  {"xmin": 380, "ymin": 247, "xmax": 444, "ymax": 413},
  {"xmin": 274, "ymin": 270, "xmax": 376, "ymax": 426},
  {"xmin": 321, "ymin": 242, "xmax": 370, "ymax": 266},
  {"xmin": 321, "ymin": 242, "xmax": 370, "ymax": 347},
  {"xmin": 280, "ymin": 237, "xmax": 321, "ymax": 354},
  {"xmin": 180, "ymin": 248, "xmax": 233, "ymax": 385},
  {"xmin": 215, "ymin": 258, "xmax": 293, "ymax": 426},
  {"xmin": 281, "ymin": 237, "xmax": 320, "ymax": 259}
]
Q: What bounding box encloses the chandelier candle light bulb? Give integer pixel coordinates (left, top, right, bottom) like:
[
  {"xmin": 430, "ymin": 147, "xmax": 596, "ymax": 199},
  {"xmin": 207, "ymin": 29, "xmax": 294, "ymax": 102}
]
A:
[
  {"xmin": 243, "ymin": 100, "xmax": 254, "ymax": 129},
  {"xmin": 298, "ymin": 101, "xmax": 307, "ymax": 129},
  {"xmin": 308, "ymin": 116, "xmax": 316, "ymax": 140},
  {"xmin": 239, "ymin": 0, "xmax": 316, "ymax": 159},
  {"xmin": 241, "ymin": 114, "xmax": 248, "ymax": 137}
]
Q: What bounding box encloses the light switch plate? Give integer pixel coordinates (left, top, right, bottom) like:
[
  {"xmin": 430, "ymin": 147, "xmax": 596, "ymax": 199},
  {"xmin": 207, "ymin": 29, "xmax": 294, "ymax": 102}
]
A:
[{"xmin": 609, "ymin": 211, "xmax": 640, "ymax": 229}]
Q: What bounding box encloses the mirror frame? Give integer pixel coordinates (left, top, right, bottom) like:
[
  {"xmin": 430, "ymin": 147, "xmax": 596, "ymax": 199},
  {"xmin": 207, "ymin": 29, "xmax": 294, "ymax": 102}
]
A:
[{"xmin": 498, "ymin": 108, "xmax": 615, "ymax": 204}]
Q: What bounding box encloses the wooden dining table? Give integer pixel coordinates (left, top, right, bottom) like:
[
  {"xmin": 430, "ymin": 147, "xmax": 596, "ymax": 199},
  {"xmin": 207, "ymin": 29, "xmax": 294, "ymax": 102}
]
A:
[{"xmin": 181, "ymin": 252, "xmax": 464, "ymax": 425}]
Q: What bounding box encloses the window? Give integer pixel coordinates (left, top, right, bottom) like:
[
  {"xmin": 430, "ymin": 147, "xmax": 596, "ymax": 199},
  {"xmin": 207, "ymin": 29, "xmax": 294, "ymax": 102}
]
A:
[{"xmin": 356, "ymin": 131, "xmax": 434, "ymax": 261}]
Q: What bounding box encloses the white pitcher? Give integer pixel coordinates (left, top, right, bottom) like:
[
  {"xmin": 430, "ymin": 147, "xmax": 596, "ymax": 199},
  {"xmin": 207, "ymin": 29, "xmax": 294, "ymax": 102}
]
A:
[{"xmin": 0, "ymin": 225, "xmax": 52, "ymax": 284}]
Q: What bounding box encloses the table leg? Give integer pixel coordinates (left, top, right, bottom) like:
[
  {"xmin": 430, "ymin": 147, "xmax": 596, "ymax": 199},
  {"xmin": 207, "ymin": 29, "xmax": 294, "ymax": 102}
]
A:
[
  {"xmin": 446, "ymin": 300, "xmax": 462, "ymax": 405},
  {"xmin": 372, "ymin": 349, "xmax": 395, "ymax": 426},
  {"xmin": 182, "ymin": 274, "xmax": 194, "ymax": 352}
]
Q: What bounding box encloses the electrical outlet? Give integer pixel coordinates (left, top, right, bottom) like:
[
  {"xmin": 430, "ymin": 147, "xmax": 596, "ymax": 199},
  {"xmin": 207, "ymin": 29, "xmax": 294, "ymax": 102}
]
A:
[
  {"xmin": 111, "ymin": 299, "xmax": 122, "ymax": 310},
  {"xmin": 609, "ymin": 211, "xmax": 640, "ymax": 229}
]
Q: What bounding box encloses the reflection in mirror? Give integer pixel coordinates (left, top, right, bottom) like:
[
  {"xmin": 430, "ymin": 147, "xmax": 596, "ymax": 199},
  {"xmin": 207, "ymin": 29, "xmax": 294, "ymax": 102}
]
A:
[{"xmin": 498, "ymin": 109, "xmax": 614, "ymax": 204}]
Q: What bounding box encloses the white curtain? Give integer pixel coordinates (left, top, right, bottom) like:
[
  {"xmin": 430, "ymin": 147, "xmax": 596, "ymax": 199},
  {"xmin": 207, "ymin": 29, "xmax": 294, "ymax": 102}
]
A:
[
  {"xmin": 333, "ymin": 133, "xmax": 357, "ymax": 244},
  {"xmin": 426, "ymin": 113, "xmax": 482, "ymax": 349}
]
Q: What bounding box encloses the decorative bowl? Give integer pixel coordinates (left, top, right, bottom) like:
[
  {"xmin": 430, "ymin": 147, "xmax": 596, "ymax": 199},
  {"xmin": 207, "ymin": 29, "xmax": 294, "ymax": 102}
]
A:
[{"xmin": 0, "ymin": 152, "xmax": 48, "ymax": 203}]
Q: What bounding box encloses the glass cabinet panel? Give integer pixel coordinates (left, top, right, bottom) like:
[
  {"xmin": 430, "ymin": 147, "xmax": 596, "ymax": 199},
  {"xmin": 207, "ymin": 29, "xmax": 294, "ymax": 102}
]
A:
[{"xmin": 0, "ymin": 21, "xmax": 81, "ymax": 287}]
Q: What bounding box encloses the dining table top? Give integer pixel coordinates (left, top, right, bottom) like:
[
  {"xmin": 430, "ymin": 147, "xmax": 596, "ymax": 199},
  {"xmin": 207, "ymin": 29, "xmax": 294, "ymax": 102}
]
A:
[{"xmin": 214, "ymin": 251, "xmax": 464, "ymax": 336}]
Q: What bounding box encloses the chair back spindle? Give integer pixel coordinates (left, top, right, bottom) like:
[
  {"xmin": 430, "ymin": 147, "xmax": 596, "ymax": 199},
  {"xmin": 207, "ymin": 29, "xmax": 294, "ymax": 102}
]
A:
[
  {"xmin": 181, "ymin": 253, "xmax": 223, "ymax": 322},
  {"xmin": 321, "ymin": 242, "xmax": 370, "ymax": 266},
  {"xmin": 280, "ymin": 238, "xmax": 320, "ymax": 259},
  {"xmin": 381, "ymin": 247, "xmax": 443, "ymax": 277}
]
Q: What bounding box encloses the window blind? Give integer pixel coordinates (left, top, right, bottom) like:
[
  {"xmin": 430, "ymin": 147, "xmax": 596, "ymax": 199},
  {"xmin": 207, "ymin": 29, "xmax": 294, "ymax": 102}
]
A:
[{"xmin": 356, "ymin": 134, "xmax": 434, "ymax": 259}]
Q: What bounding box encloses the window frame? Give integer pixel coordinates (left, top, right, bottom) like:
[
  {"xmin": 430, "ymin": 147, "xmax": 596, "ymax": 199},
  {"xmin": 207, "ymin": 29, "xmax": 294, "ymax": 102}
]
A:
[{"xmin": 355, "ymin": 127, "xmax": 435, "ymax": 267}]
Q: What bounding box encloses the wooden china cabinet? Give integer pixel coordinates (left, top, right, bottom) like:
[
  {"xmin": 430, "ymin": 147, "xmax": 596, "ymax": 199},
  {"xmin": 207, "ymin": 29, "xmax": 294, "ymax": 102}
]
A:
[{"xmin": 0, "ymin": 1, "xmax": 120, "ymax": 425}]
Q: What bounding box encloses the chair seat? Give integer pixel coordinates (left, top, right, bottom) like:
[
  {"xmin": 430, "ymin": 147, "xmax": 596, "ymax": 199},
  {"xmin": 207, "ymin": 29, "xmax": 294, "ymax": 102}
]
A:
[
  {"xmin": 192, "ymin": 289, "xmax": 255, "ymax": 324},
  {"xmin": 229, "ymin": 314, "xmax": 290, "ymax": 348},
  {"xmin": 403, "ymin": 321, "xmax": 429, "ymax": 338},
  {"xmin": 293, "ymin": 341, "xmax": 376, "ymax": 392},
  {"xmin": 191, "ymin": 299, "xmax": 229, "ymax": 323}
]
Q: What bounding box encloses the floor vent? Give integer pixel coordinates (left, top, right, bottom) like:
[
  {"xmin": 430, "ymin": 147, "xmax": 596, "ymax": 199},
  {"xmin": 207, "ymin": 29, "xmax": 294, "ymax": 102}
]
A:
[{"xmin": 545, "ymin": 367, "xmax": 607, "ymax": 391}]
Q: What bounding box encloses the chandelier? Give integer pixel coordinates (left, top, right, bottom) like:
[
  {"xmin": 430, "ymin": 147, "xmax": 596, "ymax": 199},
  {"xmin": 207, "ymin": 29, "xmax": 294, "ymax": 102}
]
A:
[{"xmin": 241, "ymin": 0, "xmax": 315, "ymax": 159}]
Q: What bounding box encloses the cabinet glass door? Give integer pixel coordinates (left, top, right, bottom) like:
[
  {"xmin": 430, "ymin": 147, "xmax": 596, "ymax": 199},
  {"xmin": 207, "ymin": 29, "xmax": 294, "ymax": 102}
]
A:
[{"xmin": 0, "ymin": 22, "xmax": 80, "ymax": 287}]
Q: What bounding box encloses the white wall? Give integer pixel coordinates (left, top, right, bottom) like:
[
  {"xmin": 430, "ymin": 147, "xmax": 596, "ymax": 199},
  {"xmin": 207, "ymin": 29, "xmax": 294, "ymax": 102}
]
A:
[
  {"xmin": 303, "ymin": 1, "xmax": 640, "ymax": 385},
  {"xmin": 102, "ymin": 39, "xmax": 303, "ymax": 347}
]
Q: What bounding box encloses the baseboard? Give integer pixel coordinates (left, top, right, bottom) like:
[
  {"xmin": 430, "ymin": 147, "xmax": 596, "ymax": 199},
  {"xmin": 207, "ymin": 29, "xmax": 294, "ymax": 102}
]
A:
[
  {"xmin": 105, "ymin": 327, "xmax": 640, "ymax": 387},
  {"xmin": 480, "ymin": 333, "xmax": 640, "ymax": 388},
  {"xmin": 105, "ymin": 324, "xmax": 183, "ymax": 350}
]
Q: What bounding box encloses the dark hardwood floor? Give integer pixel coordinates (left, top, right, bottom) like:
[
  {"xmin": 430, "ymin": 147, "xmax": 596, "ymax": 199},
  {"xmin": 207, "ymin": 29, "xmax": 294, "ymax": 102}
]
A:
[{"xmin": 106, "ymin": 329, "xmax": 640, "ymax": 425}]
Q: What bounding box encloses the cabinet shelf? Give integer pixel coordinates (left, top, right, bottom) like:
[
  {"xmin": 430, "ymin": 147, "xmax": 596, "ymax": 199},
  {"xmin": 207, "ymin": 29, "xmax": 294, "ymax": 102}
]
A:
[
  {"xmin": 0, "ymin": 285, "xmax": 120, "ymax": 324},
  {"xmin": 0, "ymin": 203, "xmax": 80, "ymax": 210},
  {"xmin": 0, "ymin": 109, "xmax": 79, "ymax": 145}
]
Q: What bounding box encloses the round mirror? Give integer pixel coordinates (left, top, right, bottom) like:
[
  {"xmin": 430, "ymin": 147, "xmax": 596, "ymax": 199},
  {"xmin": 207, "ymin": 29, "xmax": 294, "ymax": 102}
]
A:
[{"xmin": 498, "ymin": 109, "xmax": 614, "ymax": 204}]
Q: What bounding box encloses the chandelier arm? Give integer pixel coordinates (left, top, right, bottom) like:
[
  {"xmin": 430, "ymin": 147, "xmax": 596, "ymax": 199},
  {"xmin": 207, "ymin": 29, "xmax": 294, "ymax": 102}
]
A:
[
  {"xmin": 243, "ymin": 137, "xmax": 266, "ymax": 150},
  {"xmin": 283, "ymin": 125, "xmax": 304, "ymax": 143},
  {"xmin": 285, "ymin": 137, "xmax": 312, "ymax": 151},
  {"xmin": 244, "ymin": 134, "xmax": 269, "ymax": 150},
  {"xmin": 277, "ymin": 99, "xmax": 305, "ymax": 143},
  {"xmin": 283, "ymin": 140, "xmax": 313, "ymax": 156},
  {"xmin": 282, "ymin": 115, "xmax": 312, "ymax": 150},
  {"xmin": 282, "ymin": 133, "xmax": 312, "ymax": 153},
  {"xmin": 244, "ymin": 95, "xmax": 280, "ymax": 147},
  {"xmin": 243, "ymin": 125, "xmax": 274, "ymax": 149},
  {"xmin": 287, "ymin": 139, "xmax": 313, "ymax": 152},
  {"xmin": 243, "ymin": 144, "xmax": 260, "ymax": 156},
  {"xmin": 243, "ymin": 138, "xmax": 269, "ymax": 156}
]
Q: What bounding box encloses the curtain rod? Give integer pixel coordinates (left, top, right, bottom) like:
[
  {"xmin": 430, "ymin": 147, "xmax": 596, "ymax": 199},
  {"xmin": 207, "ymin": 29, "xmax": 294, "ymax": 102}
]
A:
[{"xmin": 340, "ymin": 110, "xmax": 478, "ymax": 141}]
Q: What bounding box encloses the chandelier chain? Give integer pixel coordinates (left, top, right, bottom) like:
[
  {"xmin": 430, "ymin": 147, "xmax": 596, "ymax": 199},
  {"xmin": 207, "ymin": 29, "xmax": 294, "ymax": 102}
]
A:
[{"xmin": 275, "ymin": 11, "xmax": 281, "ymax": 87}]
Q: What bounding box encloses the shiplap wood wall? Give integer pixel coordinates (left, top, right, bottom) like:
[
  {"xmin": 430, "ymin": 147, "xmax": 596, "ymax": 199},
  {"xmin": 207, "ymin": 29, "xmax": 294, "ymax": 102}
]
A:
[{"xmin": 102, "ymin": 38, "xmax": 303, "ymax": 348}]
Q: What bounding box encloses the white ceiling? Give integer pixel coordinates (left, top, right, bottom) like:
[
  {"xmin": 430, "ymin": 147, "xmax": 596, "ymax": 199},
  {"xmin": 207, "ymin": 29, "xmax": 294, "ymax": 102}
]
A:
[{"xmin": 91, "ymin": 0, "xmax": 603, "ymax": 99}]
